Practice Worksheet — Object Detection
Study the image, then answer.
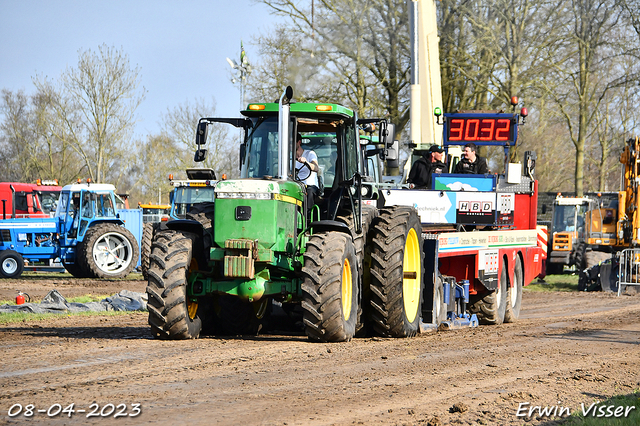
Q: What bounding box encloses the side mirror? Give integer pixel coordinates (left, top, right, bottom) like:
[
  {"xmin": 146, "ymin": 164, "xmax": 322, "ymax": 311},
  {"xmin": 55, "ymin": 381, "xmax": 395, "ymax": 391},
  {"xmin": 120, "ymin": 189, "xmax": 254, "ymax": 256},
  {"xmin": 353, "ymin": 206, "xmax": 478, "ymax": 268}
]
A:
[
  {"xmin": 386, "ymin": 140, "xmax": 399, "ymax": 162},
  {"xmin": 194, "ymin": 148, "xmax": 207, "ymax": 162},
  {"xmin": 195, "ymin": 121, "xmax": 208, "ymax": 145},
  {"xmin": 380, "ymin": 123, "xmax": 396, "ymax": 148},
  {"xmin": 239, "ymin": 143, "xmax": 246, "ymax": 170}
]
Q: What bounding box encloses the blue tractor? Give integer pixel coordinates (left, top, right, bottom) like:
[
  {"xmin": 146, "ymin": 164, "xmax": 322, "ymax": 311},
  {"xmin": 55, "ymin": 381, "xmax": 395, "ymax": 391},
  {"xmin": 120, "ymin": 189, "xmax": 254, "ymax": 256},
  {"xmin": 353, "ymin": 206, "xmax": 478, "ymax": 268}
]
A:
[{"xmin": 0, "ymin": 182, "xmax": 141, "ymax": 279}]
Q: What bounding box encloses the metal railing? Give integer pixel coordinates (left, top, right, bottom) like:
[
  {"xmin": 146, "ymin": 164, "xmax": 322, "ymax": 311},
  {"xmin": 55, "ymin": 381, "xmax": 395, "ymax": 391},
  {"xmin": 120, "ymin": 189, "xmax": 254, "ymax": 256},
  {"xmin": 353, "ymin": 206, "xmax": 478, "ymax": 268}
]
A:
[{"xmin": 617, "ymin": 248, "xmax": 640, "ymax": 296}]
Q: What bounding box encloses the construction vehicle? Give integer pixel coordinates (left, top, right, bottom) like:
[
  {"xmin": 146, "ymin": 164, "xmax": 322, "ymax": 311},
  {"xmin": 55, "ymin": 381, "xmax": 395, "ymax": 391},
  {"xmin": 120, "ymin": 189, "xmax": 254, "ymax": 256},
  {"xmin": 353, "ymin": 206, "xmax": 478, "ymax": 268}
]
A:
[
  {"xmin": 578, "ymin": 137, "xmax": 640, "ymax": 293},
  {"xmin": 0, "ymin": 182, "xmax": 140, "ymax": 279},
  {"xmin": 139, "ymin": 203, "xmax": 170, "ymax": 223},
  {"xmin": 0, "ymin": 180, "xmax": 62, "ymax": 219},
  {"xmin": 546, "ymin": 195, "xmax": 596, "ymax": 274}
]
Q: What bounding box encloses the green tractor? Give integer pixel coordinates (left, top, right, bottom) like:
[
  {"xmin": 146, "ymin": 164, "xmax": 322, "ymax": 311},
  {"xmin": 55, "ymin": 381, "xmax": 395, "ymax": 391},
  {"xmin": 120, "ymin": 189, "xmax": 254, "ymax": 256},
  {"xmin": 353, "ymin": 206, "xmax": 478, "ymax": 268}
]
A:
[{"xmin": 146, "ymin": 87, "xmax": 424, "ymax": 342}]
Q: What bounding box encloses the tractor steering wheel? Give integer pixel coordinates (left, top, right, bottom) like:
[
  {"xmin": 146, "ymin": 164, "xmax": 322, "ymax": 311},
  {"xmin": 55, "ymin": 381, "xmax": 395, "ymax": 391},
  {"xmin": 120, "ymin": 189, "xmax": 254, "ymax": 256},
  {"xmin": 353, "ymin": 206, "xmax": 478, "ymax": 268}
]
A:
[{"xmin": 295, "ymin": 160, "xmax": 312, "ymax": 182}]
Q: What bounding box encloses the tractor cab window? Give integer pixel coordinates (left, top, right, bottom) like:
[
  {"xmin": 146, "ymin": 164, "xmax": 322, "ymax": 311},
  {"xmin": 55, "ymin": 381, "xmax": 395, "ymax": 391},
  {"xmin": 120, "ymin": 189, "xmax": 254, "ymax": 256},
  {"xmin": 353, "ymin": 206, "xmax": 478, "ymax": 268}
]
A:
[
  {"xmin": 300, "ymin": 133, "xmax": 337, "ymax": 189},
  {"xmin": 55, "ymin": 192, "xmax": 70, "ymax": 219},
  {"xmin": 243, "ymin": 116, "xmax": 280, "ymax": 178},
  {"xmin": 342, "ymin": 124, "xmax": 359, "ymax": 181},
  {"xmin": 39, "ymin": 191, "xmax": 59, "ymax": 214},
  {"xmin": 172, "ymin": 187, "xmax": 215, "ymax": 218}
]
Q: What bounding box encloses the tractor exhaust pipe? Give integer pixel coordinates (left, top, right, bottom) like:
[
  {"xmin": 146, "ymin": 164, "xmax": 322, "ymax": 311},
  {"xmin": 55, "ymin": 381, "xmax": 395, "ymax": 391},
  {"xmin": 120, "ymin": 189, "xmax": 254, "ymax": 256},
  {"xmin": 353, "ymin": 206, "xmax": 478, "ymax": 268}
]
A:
[{"xmin": 278, "ymin": 86, "xmax": 294, "ymax": 180}]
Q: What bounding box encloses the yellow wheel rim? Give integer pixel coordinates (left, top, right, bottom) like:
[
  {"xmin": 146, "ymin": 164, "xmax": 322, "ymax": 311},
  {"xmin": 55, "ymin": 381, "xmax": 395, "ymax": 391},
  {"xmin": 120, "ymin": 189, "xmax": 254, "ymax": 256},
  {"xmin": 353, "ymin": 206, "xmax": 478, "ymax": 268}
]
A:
[
  {"xmin": 403, "ymin": 228, "xmax": 421, "ymax": 323},
  {"xmin": 187, "ymin": 299, "xmax": 198, "ymax": 320},
  {"xmin": 341, "ymin": 258, "xmax": 353, "ymax": 320},
  {"xmin": 187, "ymin": 257, "xmax": 199, "ymax": 320}
]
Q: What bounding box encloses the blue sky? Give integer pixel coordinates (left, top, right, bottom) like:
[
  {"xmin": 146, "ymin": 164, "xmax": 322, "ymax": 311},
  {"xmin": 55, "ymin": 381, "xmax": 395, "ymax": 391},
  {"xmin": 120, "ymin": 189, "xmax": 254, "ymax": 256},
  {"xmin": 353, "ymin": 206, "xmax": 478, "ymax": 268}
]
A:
[{"xmin": 0, "ymin": 0, "xmax": 283, "ymax": 138}]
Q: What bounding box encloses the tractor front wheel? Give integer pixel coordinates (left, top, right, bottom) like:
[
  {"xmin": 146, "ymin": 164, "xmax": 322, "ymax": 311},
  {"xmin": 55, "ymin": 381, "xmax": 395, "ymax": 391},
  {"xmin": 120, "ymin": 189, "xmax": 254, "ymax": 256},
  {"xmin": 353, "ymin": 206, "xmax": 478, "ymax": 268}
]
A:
[
  {"xmin": 369, "ymin": 206, "xmax": 424, "ymax": 338},
  {"xmin": 0, "ymin": 250, "xmax": 24, "ymax": 279},
  {"xmin": 80, "ymin": 223, "xmax": 139, "ymax": 279},
  {"xmin": 146, "ymin": 230, "xmax": 202, "ymax": 339},
  {"xmin": 302, "ymin": 232, "xmax": 359, "ymax": 342}
]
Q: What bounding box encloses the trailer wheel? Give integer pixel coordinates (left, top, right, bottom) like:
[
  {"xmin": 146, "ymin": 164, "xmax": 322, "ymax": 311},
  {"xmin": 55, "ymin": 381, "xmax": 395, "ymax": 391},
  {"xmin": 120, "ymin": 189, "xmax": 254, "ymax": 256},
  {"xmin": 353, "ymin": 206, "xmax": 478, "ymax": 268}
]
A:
[
  {"xmin": 301, "ymin": 232, "xmax": 359, "ymax": 342},
  {"xmin": 140, "ymin": 222, "xmax": 158, "ymax": 280},
  {"xmin": 504, "ymin": 256, "xmax": 523, "ymax": 323},
  {"xmin": 433, "ymin": 274, "xmax": 447, "ymax": 325},
  {"xmin": 369, "ymin": 206, "xmax": 424, "ymax": 338},
  {"xmin": 146, "ymin": 230, "xmax": 202, "ymax": 339},
  {"xmin": 80, "ymin": 223, "xmax": 139, "ymax": 279},
  {"xmin": 0, "ymin": 250, "xmax": 24, "ymax": 279},
  {"xmin": 469, "ymin": 258, "xmax": 508, "ymax": 325}
]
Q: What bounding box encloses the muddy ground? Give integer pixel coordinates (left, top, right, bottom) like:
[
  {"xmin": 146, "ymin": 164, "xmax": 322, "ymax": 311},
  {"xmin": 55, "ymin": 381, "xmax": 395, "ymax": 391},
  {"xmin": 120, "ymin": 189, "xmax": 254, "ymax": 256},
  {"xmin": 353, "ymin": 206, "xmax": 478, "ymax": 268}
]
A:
[{"xmin": 1, "ymin": 275, "xmax": 639, "ymax": 426}]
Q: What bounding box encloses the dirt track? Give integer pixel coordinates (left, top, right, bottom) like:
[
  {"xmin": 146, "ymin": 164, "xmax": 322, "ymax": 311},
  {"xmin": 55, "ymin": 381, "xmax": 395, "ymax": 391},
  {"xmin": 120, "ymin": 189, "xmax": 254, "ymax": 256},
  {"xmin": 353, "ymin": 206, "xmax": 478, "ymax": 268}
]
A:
[{"xmin": 1, "ymin": 277, "xmax": 640, "ymax": 426}]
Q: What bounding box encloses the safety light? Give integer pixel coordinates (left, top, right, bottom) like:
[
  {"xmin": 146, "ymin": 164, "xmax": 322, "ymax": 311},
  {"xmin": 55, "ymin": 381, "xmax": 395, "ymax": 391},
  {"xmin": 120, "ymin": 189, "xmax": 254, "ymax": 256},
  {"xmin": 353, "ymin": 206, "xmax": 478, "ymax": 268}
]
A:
[
  {"xmin": 222, "ymin": 173, "xmax": 227, "ymax": 180},
  {"xmin": 248, "ymin": 104, "xmax": 266, "ymax": 110},
  {"xmin": 168, "ymin": 173, "xmax": 174, "ymax": 181},
  {"xmin": 86, "ymin": 178, "xmax": 92, "ymax": 184},
  {"xmin": 77, "ymin": 178, "xmax": 82, "ymax": 184},
  {"xmin": 315, "ymin": 105, "xmax": 332, "ymax": 111},
  {"xmin": 520, "ymin": 107, "xmax": 528, "ymax": 117},
  {"xmin": 36, "ymin": 179, "xmax": 42, "ymax": 185},
  {"xmin": 511, "ymin": 96, "xmax": 519, "ymax": 106},
  {"xmin": 434, "ymin": 107, "xmax": 442, "ymax": 117}
]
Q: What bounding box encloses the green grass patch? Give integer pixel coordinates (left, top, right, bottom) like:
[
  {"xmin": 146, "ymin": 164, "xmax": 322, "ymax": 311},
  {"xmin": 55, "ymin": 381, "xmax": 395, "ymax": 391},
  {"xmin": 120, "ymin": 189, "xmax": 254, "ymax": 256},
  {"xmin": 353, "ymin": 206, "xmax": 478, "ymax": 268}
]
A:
[
  {"xmin": 525, "ymin": 273, "xmax": 579, "ymax": 292},
  {"xmin": 0, "ymin": 309, "xmax": 145, "ymax": 325},
  {"xmin": 562, "ymin": 390, "xmax": 640, "ymax": 425}
]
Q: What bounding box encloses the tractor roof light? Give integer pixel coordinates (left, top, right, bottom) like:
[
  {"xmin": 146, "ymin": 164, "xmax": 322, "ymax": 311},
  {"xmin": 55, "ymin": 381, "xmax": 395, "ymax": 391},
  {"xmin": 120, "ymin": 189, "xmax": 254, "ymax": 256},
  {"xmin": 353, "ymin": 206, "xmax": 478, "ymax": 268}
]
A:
[
  {"xmin": 168, "ymin": 173, "xmax": 174, "ymax": 181},
  {"xmin": 248, "ymin": 104, "xmax": 266, "ymax": 111},
  {"xmin": 316, "ymin": 105, "xmax": 332, "ymax": 112},
  {"xmin": 511, "ymin": 96, "xmax": 519, "ymax": 106},
  {"xmin": 520, "ymin": 107, "xmax": 528, "ymax": 117},
  {"xmin": 434, "ymin": 107, "xmax": 442, "ymax": 117}
]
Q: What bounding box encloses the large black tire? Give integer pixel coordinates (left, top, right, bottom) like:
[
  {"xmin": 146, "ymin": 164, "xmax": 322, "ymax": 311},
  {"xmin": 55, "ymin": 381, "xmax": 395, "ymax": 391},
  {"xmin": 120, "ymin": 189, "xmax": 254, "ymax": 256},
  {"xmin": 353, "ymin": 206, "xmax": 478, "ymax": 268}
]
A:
[
  {"xmin": 573, "ymin": 243, "xmax": 587, "ymax": 271},
  {"xmin": 0, "ymin": 250, "xmax": 24, "ymax": 279},
  {"xmin": 504, "ymin": 256, "xmax": 524, "ymax": 323},
  {"xmin": 79, "ymin": 223, "xmax": 139, "ymax": 279},
  {"xmin": 146, "ymin": 230, "xmax": 203, "ymax": 339},
  {"xmin": 336, "ymin": 204, "xmax": 378, "ymax": 335},
  {"xmin": 469, "ymin": 257, "xmax": 508, "ymax": 325},
  {"xmin": 140, "ymin": 222, "xmax": 158, "ymax": 280},
  {"xmin": 301, "ymin": 232, "xmax": 359, "ymax": 342},
  {"xmin": 369, "ymin": 206, "xmax": 424, "ymax": 338}
]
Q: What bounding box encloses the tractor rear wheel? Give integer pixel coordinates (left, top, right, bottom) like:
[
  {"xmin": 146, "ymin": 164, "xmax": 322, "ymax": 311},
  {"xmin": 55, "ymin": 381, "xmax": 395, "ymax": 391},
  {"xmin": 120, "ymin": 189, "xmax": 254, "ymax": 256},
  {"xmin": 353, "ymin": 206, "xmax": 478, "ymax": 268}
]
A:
[
  {"xmin": 301, "ymin": 232, "xmax": 359, "ymax": 342},
  {"xmin": 140, "ymin": 222, "xmax": 158, "ymax": 280},
  {"xmin": 80, "ymin": 223, "xmax": 139, "ymax": 279},
  {"xmin": 0, "ymin": 250, "xmax": 24, "ymax": 279},
  {"xmin": 369, "ymin": 206, "xmax": 424, "ymax": 338},
  {"xmin": 504, "ymin": 256, "xmax": 523, "ymax": 323},
  {"xmin": 146, "ymin": 229, "xmax": 202, "ymax": 339},
  {"xmin": 469, "ymin": 257, "xmax": 508, "ymax": 325}
]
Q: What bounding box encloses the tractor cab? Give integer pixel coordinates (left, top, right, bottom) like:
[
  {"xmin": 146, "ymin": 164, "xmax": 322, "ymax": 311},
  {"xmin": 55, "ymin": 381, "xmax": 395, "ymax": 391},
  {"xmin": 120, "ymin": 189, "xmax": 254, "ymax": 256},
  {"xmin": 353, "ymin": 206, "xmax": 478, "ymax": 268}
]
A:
[{"xmin": 55, "ymin": 183, "xmax": 121, "ymax": 245}]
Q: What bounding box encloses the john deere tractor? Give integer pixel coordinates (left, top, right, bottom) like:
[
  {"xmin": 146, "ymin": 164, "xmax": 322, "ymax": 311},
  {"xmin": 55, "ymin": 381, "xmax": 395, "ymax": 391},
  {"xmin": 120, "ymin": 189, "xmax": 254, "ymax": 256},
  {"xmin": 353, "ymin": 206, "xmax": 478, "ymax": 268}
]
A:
[{"xmin": 146, "ymin": 87, "xmax": 424, "ymax": 342}]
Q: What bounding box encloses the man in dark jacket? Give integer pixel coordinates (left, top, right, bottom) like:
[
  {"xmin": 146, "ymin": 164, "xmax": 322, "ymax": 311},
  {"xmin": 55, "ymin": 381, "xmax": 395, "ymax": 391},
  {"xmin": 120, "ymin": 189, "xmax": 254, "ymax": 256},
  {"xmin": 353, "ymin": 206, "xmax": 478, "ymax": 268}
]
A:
[
  {"xmin": 408, "ymin": 145, "xmax": 448, "ymax": 189},
  {"xmin": 454, "ymin": 142, "xmax": 489, "ymax": 174}
]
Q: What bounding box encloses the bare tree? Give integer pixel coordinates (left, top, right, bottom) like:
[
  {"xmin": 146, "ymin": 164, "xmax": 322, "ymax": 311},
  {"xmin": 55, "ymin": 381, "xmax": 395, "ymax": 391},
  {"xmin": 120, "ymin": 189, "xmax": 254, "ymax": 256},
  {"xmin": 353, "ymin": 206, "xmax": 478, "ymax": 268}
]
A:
[{"xmin": 33, "ymin": 44, "xmax": 145, "ymax": 185}]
